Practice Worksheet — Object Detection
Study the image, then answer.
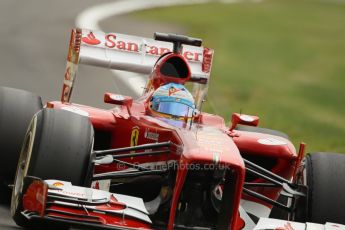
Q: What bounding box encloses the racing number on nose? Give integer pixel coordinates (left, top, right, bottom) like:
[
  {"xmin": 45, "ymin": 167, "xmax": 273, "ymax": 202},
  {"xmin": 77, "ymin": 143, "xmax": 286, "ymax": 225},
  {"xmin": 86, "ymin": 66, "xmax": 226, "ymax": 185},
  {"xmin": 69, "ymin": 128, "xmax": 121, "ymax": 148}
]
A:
[{"xmin": 131, "ymin": 127, "xmax": 139, "ymax": 146}]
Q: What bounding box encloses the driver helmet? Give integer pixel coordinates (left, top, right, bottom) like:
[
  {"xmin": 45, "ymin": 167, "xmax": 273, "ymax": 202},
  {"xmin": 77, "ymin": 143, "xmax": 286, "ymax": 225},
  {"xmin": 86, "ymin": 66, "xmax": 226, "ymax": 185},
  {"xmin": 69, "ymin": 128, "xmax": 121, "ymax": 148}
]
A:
[{"xmin": 149, "ymin": 83, "xmax": 195, "ymax": 120}]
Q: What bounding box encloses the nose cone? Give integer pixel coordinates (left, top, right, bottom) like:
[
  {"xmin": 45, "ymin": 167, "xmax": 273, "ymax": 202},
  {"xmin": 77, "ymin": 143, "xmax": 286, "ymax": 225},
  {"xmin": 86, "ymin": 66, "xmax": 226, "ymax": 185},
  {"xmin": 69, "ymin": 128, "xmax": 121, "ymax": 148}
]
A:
[{"xmin": 178, "ymin": 125, "xmax": 245, "ymax": 170}]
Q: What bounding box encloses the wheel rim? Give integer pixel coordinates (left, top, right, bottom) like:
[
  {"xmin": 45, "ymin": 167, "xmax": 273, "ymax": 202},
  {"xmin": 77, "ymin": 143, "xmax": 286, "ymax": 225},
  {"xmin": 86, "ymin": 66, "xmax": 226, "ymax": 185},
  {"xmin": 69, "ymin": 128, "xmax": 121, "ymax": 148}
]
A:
[{"xmin": 11, "ymin": 117, "xmax": 37, "ymax": 217}]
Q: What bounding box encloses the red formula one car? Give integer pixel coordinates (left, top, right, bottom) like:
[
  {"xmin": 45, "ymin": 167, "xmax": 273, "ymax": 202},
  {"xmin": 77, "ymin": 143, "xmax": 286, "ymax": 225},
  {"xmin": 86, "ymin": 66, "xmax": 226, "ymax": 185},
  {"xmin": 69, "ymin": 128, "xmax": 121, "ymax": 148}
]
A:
[{"xmin": 1, "ymin": 28, "xmax": 345, "ymax": 230}]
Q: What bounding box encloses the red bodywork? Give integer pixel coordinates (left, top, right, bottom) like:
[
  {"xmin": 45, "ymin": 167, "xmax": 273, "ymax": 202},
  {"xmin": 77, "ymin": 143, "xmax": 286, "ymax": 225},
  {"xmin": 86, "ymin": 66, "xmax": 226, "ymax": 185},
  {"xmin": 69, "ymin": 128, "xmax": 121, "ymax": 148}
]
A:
[
  {"xmin": 46, "ymin": 99, "xmax": 299, "ymax": 229},
  {"xmin": 48, "ymin": 90, "xmax": 249, "ymax": 229},
  {"xmin": 24, "ymin": 29, "xmax": 303, "ymax": 230}
]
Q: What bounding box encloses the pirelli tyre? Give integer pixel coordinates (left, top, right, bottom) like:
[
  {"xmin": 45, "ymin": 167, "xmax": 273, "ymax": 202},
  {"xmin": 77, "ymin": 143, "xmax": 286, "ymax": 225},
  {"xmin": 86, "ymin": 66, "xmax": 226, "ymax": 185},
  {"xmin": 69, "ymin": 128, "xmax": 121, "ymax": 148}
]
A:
[
  {"xmin": 235, "ymin": 125, "xmax": 290, "ymax": 139},
  {"xmin": 0, "ymin": 87, "xmax": 42, "ymax": 202},
  {"xmin": 304, "ymin": 152, "xmax": 345, "ymax": 224},
  {"xmin": 11, "ymin": 108, "xmax": 94, "ymax": 229}
]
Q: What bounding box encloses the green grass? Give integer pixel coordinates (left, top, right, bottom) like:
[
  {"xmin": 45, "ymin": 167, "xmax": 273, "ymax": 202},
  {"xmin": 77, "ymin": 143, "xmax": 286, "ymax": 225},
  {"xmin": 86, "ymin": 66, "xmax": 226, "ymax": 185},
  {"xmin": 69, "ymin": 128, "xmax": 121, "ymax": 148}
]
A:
[{"xmin": 132, "ymin": 0, "xmax": 345, "ymax": 153}]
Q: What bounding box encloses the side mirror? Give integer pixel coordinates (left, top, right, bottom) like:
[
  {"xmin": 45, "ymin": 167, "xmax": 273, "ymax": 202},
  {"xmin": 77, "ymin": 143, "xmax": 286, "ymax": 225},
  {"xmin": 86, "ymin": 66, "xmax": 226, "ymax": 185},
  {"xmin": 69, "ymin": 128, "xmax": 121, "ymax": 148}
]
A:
[
  {"xmin": 230, "ymin": 113, "xmax": 259, "ymax": 131},
  {"xmin": 104, "ymin": 93, "xmax": 133, "ymax": 107}
]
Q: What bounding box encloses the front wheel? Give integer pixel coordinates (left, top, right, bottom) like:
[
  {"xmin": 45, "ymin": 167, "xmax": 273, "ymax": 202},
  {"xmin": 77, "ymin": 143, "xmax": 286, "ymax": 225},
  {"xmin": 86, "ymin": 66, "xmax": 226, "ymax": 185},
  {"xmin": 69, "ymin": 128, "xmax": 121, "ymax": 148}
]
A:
[
  {"xmin": 11, "ymin": 108, "xmax": 94, "ymax": 229},
  {"xmin": 0, "ymin": 87, "xmax": 42, "ymax": 202}
]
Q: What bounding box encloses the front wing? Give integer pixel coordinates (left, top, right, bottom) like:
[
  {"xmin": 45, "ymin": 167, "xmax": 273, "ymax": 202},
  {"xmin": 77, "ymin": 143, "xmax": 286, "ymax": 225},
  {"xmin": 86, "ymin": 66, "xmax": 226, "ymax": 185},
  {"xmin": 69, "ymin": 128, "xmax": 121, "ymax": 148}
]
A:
[
  {"xmin": 19, "ymin": 177, "xmax": 345, "ymax": 230},
  {"xmin": 20, "ymin": 177, "xmax": 152, "ymax": 230},
  {"xmin": 253, "ymin": 218, "xmax": 345, "ymax": 230}
]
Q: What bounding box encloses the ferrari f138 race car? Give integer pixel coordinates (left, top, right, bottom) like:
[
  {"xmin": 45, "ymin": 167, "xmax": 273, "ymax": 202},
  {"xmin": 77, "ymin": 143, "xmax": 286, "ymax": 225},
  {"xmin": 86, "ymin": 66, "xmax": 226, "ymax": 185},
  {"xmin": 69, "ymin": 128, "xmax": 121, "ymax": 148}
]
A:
[{"xmin": 1, "ymin": 28, "xmax": 345, "ymax": 230}]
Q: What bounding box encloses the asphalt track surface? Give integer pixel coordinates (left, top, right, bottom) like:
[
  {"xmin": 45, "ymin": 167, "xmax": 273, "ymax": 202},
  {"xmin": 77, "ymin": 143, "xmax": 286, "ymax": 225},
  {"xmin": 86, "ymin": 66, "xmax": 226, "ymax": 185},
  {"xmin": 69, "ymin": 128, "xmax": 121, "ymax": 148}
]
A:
[{"xmin": 0, "ymin": 0, "xmax": 185, "ymax": 229}]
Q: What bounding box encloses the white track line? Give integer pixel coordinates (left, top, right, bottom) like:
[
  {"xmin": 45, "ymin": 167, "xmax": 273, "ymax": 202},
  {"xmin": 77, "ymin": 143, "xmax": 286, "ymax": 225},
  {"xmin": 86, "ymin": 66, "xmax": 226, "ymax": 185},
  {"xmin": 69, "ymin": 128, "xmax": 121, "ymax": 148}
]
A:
[
  {"xmin": 76, "ymin": 0, "xmax": 211, "ymax": 31},
  {"xmin": 76, "ymin": 0, "xmax": 259, "ymax": 97}
]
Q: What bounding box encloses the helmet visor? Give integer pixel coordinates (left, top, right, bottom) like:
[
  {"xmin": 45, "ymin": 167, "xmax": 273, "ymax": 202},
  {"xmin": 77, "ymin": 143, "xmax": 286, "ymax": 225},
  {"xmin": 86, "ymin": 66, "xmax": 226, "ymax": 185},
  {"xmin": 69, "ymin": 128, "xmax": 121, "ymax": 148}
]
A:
[{"xmin": 157, "ymin": 101, "xmax": 193, "ymax": 117}]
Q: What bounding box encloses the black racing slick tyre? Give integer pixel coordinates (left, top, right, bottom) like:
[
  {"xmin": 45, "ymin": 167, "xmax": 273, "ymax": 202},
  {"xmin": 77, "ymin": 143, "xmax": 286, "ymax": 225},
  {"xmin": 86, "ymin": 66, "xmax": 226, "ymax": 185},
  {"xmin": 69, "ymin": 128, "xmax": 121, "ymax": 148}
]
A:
[
  {"xmin": 0, "ymin": 87, "xmax": 42, "ymax": 202},
  {"xmin": 304, "ymin": 152, "xmax": 345, "ymax": 224},
  {"xmin": 235, "ymin": 125, "xmax": 290, "ymax": 139},
  {"xmin": 11, "ymin": 108, "xmax": 94, "ymax": 229}
]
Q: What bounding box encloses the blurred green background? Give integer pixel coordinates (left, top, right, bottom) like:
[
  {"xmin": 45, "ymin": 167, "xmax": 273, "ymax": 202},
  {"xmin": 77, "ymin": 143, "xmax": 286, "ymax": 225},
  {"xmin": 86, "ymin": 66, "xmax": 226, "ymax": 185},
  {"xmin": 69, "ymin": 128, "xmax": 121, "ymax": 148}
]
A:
[{"xmin": 133, "ymin": 0, "xmax": 345, "ymax": 153}]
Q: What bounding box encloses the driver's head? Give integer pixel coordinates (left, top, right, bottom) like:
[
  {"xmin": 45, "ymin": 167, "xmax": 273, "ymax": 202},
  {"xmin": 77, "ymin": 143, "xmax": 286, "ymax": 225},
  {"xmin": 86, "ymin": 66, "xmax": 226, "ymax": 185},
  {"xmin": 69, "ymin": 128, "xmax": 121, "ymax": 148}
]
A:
[{"xmin": 149, "ymin": 83, "xmax": 195, "ymax": 120}]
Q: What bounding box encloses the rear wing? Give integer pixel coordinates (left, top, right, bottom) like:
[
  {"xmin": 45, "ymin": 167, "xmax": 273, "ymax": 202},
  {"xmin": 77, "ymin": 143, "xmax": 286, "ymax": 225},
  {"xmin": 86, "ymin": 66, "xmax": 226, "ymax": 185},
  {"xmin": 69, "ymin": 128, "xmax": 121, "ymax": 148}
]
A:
[{"xmin": 62, "ymin": 28, "xmax": 214, "ymax": 103}]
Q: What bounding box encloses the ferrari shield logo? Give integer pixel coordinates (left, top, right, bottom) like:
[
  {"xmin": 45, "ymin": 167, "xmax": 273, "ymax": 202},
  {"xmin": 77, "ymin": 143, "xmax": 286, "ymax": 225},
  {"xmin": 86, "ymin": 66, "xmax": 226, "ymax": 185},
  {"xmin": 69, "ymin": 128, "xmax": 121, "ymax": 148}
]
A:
[{"xmin": 130, "ymin": 126, "xmax": 140, "ymax": 146}]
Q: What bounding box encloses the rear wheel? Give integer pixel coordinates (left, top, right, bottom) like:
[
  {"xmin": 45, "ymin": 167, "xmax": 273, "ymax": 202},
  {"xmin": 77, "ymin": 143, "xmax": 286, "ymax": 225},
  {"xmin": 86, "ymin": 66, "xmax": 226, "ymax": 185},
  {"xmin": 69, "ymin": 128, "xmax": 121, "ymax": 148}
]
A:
[
  {"xmin": 11, "ymin": 108, "xmax": 94, "ymax": 229},
  {"xmin": 235, "ymin": 125, "xmax": 289, "ymax": 139},
  {"xmin": 0, "ymin": 87, "xmax": 42, "ymax": 202},
  {"xmin": 304, "ymin": 152, "xmax": 345, "ymax": 224}
]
